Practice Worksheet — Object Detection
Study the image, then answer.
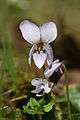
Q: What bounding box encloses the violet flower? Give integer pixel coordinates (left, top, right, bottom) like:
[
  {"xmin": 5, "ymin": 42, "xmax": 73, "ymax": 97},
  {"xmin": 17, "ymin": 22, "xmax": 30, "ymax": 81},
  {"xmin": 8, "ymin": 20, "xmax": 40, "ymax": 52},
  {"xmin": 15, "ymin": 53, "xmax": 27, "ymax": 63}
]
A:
[
  {"xmin": 31, "ymin": 78, "xmax": 53, "ymax": 97},
  {"xmin": 19, "ymin": 20, "xmax": 57, "ymax": 69}
]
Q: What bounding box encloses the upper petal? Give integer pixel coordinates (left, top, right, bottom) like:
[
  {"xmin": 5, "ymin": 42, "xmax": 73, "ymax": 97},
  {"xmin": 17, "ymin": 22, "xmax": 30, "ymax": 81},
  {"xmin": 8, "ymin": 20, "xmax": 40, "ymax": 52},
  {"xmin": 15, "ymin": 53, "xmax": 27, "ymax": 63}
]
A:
[
  {"xmin": 40, "ymin": 22, "xmax": 57, "ymax": 43},
  {"xmin": 19, "ymin": 20, "xmax": 40, "ymax": 44},
  {"xmin": 31, "ymin": 78, "xmax": 43, "ymax": 86}
]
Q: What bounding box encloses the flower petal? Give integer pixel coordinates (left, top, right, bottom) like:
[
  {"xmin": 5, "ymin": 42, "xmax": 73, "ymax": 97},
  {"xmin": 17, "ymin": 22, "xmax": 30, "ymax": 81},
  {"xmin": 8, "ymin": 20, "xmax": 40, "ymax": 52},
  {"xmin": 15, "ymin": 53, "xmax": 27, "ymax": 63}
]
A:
[
  {"xmin": 40, "ymin": 22, "xmax": 57, "ymax": 43},
  {"xmin": 33, "ymin": 51, "xmax": 47, "ymax": 69},
  {"xmin": 31, "ymin": 87, "xmax": 42, "ymax": 93},
  {"xmin": 44, "ymin": 61, "xmax": 63, "ymax": 78},
  {"xmin": 44, "ymin": 44, "xmax": 53, "ymax": 65},
  {"xmin": 31, "ymin": 78, "xmax": 43, "ymax": 86},
  {"xmin": 44, "ymin": 83, "xmax": 51, "ymax": 93},
  {"xmin": 19, "ymin": 20, "xmax": 40, "ymax": 44},
  {"xmin": 28, "ymin": 45, "xmax": 35, "ymax": 65},
  {"xmin": 36, "ymin": 93, "xmax": 44, "ymax": 97}
]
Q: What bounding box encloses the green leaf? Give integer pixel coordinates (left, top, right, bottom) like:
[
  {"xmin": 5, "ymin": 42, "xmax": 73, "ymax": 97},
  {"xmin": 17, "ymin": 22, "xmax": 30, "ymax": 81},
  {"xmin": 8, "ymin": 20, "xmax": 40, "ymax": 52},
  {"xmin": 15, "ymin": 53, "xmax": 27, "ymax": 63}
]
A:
[
  {"xmin": 43, "ymin": 100, "xmax": 55, "ymax": 112},
  {"xmin": 39, "ymin": 98, "xmax": 46, "ymax": 106},
  {"xmin": 29, "ymin": 98, "xmax": 40, "ymax": 108},
  {"xmin": 23, "ymin": 97, "xmax": 56, "ymax": 115},
  {"xmin": 23, "ymin": 98, "xmax": 43, "ymax": 115}
]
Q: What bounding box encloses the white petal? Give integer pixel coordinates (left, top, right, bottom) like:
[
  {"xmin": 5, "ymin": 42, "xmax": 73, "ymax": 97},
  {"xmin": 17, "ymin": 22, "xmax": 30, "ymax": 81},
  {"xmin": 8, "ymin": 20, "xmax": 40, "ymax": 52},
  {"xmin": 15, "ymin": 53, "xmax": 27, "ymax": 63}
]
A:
[
  {"xmin": 33, "ymin": 51, "xmax": 47, "ymax": 69},
  {"xmin": 36, "ymin": 94, "xmax": 44, "ymax": 97},
  {"xmin": 19, "ymin": 20, "xmax": 40, "ymax": 44},
  {"xmin": 28, "ymin": 45, "xmax": 35, "ymax": 65},
  {"xmin": 40, "ymin": 22, "xmax": 57, "ymax": 43},
  {"xmin": 44, "ymin": 83, "xmax": 51, "ymax": 93},
  {"xmin": 44, "ymin": 44, "xmax": 53, "ymax": 65},
  {"xmin": 44, "ymin": 61, "xmax": 63, "ymax": 78},
  {"xmin": 31, "ymin": 78, "xmax": 43, "ymax": 86},
  {"xmin": 31, "ymin": 87, "xmax": 42, "ymax": 93},
  {"xmin": 53, "ymin": 59, "xmax": 59, "ymax": 63}
]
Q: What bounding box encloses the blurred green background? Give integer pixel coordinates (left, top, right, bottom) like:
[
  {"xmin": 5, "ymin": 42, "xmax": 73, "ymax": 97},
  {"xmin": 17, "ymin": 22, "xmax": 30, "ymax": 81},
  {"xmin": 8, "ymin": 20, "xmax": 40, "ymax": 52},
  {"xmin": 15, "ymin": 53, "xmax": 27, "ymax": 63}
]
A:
[{"xmin": 0, "ymin": 0, "xmax": 80, "ymax": 119}]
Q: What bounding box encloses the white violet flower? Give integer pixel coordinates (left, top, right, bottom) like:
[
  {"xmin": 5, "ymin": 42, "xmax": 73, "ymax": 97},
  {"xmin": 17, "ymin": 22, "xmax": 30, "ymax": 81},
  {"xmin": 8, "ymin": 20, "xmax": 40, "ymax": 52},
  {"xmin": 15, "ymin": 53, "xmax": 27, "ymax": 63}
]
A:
[
  {"xmin": 31, "ymin": 78, "xmax": 53, "ymax": 97},
  {"xmin": 19, "ymin": 20, "xmax": 57, "ymax": 69}
]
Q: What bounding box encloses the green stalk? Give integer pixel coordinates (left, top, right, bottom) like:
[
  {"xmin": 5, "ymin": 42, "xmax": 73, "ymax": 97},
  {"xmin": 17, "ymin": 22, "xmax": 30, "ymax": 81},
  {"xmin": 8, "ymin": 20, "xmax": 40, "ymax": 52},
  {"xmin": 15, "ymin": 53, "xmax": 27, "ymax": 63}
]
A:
[
  {"xmin": 55, "ymin": 104, "xmax": 62, "ymax": 120},
  {"xmin": 65, "ymin": 68, "xmax": 72, "ymax": 120}
]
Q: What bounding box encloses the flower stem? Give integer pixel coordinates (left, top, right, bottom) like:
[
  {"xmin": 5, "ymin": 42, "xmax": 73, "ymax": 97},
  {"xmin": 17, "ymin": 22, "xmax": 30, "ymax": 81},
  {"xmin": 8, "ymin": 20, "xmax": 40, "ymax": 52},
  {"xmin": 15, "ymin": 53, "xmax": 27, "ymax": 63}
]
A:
[
  {"xmin": 55, "ymin": 104, "xmax": 62, "ymax": 120},
  {"xmin": 65, "ymin": 68, "xmax": 72, "ymax": 120}
]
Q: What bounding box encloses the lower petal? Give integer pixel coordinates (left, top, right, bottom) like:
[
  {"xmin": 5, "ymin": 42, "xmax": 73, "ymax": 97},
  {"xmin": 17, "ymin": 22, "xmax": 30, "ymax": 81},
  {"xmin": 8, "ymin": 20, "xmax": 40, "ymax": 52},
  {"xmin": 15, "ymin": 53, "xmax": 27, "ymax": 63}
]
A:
[{"xmin": 33, "ymin": 51, "xmax": 47, "ymax": 69}]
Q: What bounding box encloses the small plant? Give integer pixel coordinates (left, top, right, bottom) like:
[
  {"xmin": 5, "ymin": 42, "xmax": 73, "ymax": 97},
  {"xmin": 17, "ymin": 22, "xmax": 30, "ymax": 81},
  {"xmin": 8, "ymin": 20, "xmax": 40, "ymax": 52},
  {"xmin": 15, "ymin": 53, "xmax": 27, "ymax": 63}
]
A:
[{"xmin": 19, "ymin": 20, "xmax": 65, "ymax": 120}]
